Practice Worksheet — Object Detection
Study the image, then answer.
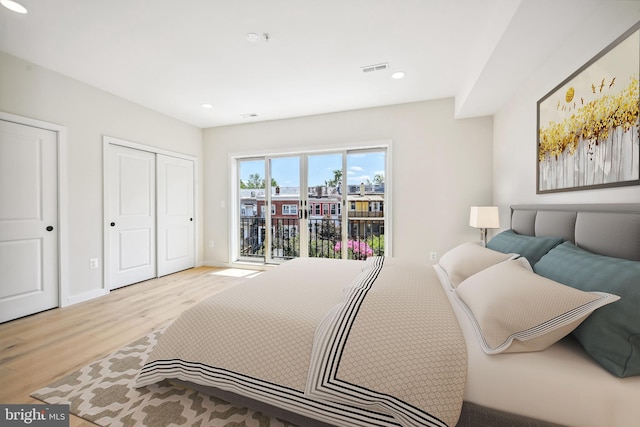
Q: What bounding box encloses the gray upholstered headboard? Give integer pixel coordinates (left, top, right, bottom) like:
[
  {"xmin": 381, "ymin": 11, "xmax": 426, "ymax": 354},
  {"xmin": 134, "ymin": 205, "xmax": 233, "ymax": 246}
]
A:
[{"xmin": 510, "ymin": 204, "xmax": 640, "ymax": 262}]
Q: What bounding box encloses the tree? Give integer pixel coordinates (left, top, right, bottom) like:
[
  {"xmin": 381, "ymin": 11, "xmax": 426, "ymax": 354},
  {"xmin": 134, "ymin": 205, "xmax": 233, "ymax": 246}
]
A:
[
  {"xmin": 324, "ymin": 169, "xmax": 343, "ymax": 187},
  {"xmin": 373, "ymin": 174, "xmax": 384, "ymax": 184},
  {"xmin": 240, "ymin": 173, "xmax": 278, "ymax": 189}
]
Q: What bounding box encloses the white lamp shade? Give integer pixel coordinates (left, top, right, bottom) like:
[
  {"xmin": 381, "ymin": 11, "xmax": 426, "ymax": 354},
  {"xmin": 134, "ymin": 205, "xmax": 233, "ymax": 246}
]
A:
[{"xmin": 469, "ymin": 206, "xmax": 500, "ymax": 229}]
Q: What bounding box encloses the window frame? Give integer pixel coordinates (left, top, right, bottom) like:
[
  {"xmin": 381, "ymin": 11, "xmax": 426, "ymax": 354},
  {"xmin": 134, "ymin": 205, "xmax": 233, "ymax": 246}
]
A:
[
  {"xmin": 229, "ymin": 140, "xmax": 393, "ymax": 265},
  {"xmin": 282, "ymin": 204, "xmax": 298, "ymax": 215}
]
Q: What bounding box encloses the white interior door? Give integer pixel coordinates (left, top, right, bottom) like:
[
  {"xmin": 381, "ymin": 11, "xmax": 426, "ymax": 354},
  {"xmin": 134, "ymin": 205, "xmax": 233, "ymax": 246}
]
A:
[
  {"xmin": 108, "ymin": 145, "xmax": 156, "ymax": 289},
  {"xmin": 0, "ymin": 120, "xmax": 58, "ymax": 323},
  {"xmin": 157, "ymin": 154, "xmax": 194, "ymax": 276}
]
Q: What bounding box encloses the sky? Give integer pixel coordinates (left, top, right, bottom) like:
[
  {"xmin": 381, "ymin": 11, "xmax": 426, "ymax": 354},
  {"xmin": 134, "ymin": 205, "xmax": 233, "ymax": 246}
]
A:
[{"xmin": 239, "ymin": 150, "xmax": 385, "ymax": 188}]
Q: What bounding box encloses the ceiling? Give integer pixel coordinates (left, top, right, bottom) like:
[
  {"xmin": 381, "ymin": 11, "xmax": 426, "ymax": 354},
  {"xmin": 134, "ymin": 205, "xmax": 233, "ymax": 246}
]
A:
[{"xmin": 0, "ymin": 0, "xmax": 638, "ymax": 128}]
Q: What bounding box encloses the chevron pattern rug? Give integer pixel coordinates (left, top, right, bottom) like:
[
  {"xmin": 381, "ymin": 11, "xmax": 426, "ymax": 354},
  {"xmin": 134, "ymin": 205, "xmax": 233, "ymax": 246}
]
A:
[{"xmin": 31, "ymin": 329, "xmax": 297, "ymax": 427}]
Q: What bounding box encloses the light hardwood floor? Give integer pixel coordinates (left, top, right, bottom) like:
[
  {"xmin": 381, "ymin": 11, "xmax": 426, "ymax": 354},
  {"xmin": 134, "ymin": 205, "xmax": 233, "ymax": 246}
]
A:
[{"xmin": 0, "ymin": 266, "xmax": 247, "ymax": 426}]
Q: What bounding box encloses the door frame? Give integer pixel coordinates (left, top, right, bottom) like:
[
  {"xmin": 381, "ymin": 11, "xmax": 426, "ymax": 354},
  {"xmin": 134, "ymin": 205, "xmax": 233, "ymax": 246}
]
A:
[
  {"xmin": 0, "ymin": 111, "xmax": 69, "ymax": 307},
  {"xmin": 103, "ymin": 136, "xmax": 198, "ymax": 289}
]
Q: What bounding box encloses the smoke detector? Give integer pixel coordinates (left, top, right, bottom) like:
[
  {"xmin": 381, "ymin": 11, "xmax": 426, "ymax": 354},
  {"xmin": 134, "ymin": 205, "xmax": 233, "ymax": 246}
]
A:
[{"xmin": 246, "ymin": 33, "xmax": 270, "ymax": 43}]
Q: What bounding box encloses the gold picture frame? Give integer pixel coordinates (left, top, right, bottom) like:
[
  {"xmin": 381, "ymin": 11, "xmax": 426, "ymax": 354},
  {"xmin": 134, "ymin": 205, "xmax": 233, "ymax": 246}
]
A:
[{"xmin": 537, "ymin": 22, "xmax": 640, "ymax": 194}]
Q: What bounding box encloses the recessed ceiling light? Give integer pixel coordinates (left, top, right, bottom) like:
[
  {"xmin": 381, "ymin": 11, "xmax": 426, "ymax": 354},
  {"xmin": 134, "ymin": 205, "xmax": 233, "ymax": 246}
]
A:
[
  {"xmin": 1, "ymin": 0, "xmax": 28, "ymax": 14},
  {"xmin": 201, "ymin": 103, "xmax": 213, "ymax": 109},
  {"xmin": 391, "ymin": 71, "xmax": 406, "ymax": 80}
]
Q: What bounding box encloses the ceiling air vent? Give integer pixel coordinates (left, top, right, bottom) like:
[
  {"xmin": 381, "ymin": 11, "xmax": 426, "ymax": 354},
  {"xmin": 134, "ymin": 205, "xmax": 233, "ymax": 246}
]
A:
[{"xmin": 361, "ymin": 62, "xmax": 389, "ymax": 73}]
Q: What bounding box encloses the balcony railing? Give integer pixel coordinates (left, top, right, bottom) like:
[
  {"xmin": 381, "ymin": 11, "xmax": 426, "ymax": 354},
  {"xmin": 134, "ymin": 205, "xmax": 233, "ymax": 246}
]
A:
[
  {"xmin": 239, "ymin": 217, "xmax": 265, "ymax": 259},
  {"xmin": 239, "ymin": 216, "xmax": 384, "ymax": 261},
  {"xmin": 308, "ymin": 218, "xmax": 341, "ymax": 259},
  {"xmin": 347, "ymin": 210, "xmax": 384, "ymax": 218}
]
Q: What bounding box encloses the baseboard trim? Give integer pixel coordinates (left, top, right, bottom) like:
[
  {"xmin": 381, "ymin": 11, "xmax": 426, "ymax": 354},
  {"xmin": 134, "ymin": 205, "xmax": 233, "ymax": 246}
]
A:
[{"xmin": 64, "ymin": 288, "xmax": 109, "ymax": 307}]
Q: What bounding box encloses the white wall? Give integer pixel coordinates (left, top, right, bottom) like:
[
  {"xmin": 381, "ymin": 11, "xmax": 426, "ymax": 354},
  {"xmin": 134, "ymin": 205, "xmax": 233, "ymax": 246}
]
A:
[
  {"xmin": 0, "ymin": 51, "xmax": 203, "ymax": 303},
  {"xmin": 203, "ymin": 98, "xmax": 493, "ymax": 266},
  {"xmin": 493, "ymin": 6, "xmax": 640, "ymax": 224}
]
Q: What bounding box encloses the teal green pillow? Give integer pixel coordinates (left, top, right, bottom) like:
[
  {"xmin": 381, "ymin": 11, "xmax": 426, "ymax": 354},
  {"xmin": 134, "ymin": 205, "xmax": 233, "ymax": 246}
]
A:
[
  {"xmin": 534, "ymin": 241, "xmax": 639, "ymax": 377},
  {"xmin": 487, "ymin": 229, "xmax": 563, "ymax": 265}
]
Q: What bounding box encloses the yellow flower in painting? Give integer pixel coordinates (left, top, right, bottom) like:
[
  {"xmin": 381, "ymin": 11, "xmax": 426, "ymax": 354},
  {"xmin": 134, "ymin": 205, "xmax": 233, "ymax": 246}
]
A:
[
  {"xmin": 539, "ymin": 76, "xmax": 639, "ymax": 162},
  {"xmin": 566, "ymin": 87, "xmax": 575, "ymax": 103}
]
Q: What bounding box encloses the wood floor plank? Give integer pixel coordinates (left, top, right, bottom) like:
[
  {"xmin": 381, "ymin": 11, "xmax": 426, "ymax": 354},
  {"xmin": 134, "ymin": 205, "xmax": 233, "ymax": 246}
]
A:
[{"xmin": 0, "ymin": 266, "xmax": 246, "ymax": 424}]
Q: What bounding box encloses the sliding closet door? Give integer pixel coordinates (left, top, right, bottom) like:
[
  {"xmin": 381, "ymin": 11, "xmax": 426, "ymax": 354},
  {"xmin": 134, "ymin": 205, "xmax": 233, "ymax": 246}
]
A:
[
  {"xmin": 108, "ymin": 145, "xmax": 156, "ymax": 289},
  {"xmin": 157, "ymin": 154, "xmax": 194, "ymax": 276},
  {"xmin": 105, "ymin": 140, "xmax": 196, "ymax": 289}
]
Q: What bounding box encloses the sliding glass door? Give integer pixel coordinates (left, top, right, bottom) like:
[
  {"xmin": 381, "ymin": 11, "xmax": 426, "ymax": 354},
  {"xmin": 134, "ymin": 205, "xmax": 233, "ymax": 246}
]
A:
[
  {"xmin": 238, "ymin": 158, "xmax": 267, "ymax": 261},
  {"xmin": 307, "ymin": 153, "xmax": 343, "ymax": 259},
  {"xmin": 345, "ymin": 150, "xmax": 385, "ymax": 259},
  {"xmin": 269, "ymin": 156, "xmax": 301, "ymax": 261},
  {"xmin": 235, "ymin": 146, "xmax": 387, "ymax": 263}
]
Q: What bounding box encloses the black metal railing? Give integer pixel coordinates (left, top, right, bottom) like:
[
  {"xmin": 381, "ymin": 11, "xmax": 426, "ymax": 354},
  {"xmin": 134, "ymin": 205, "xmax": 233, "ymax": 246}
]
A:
[
  {"xmin": 271, "ymin": 218, "xmax": 300, "ymax": 260},
  {"xmin": 308, "ymin": 218, "xmax": 342, "ymax": 259},
  {"xmin": 239, "ymin": 217, "xmax": 266, "ymax": 258},
  {"xmin": 239, "ymin": 216, "xmax": 384, "ymax": 261},
  {"xmin": 345, "ymin": 218, "xmax": 384, "ymax": 260},
  {"xmin": 347, "ymin": 210, "xmax": 384, "ymax": 218}
]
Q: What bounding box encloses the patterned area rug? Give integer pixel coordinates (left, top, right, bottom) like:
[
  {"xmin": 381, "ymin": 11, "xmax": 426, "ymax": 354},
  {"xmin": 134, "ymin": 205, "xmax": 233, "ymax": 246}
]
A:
[{"xmin": 31, "ymin": 329, "xmax": 296, "ymax": 427}]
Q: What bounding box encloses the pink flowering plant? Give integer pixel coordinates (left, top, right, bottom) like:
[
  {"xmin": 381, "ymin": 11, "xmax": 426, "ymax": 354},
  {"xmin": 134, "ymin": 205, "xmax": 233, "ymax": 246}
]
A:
[{"xmin": 334, "ymin": 239, "xmax": 374, "ymax": 260}]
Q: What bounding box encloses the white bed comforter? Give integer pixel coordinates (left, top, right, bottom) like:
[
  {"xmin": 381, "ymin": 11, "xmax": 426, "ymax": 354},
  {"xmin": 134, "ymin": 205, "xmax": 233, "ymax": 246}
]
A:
[{"xmin": 135, "ymin": 257, "xmax": 467, "ymax": 427}]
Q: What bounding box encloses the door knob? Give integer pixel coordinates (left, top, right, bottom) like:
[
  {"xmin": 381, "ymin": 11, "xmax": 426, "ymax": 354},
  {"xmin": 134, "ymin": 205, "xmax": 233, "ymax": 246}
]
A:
[
  {"xmin": 46, "ymin": 226, "xmax": 54, "ymax": 231},
  {"xmin": 110, "ymin": 222, "xmax": 116, "ymax": 227}
]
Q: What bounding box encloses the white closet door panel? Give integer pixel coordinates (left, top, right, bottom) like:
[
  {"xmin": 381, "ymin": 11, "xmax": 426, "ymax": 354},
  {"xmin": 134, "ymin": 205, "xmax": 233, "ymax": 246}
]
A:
[
  {"xmin": 0, "ymin": 120, "xmax": 58, "ymax": 323},
  {"xmin": 108, "ymin": 145, "xmax": 156, "ymax": 289},
  {"xmin": 157, "ymin": 154, "xmax": 194, "ymax": 277}
]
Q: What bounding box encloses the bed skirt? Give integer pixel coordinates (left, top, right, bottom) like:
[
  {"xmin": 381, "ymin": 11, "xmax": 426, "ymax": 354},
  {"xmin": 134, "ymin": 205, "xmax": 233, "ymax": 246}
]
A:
[{"xmin": 173, "ymin": 380, "xmax": 563, "ymax": 427}]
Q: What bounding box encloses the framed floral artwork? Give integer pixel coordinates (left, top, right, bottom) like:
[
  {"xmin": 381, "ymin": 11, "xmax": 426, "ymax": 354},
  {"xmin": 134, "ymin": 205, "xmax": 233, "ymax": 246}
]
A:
[{"xmin": 537, "ymin": 22, "xmax": 640, "ymax": 193}]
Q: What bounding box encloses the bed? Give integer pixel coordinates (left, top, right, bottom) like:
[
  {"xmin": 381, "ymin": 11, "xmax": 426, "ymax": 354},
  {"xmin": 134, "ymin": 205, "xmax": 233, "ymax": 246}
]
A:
[{"xmin": 135, "ymin": 204, "xmax": 640, "ymax": 427}]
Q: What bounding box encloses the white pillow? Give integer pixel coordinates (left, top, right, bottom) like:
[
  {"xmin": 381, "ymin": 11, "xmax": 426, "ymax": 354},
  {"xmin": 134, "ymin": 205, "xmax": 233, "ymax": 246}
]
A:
[
  {"xmin": 438, "ymin": 242, "xmax": 516, "ymax": 289},
  {"xmin": 455, "ymin": 259, "xmax": 620, "ymax": 354}
]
